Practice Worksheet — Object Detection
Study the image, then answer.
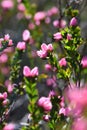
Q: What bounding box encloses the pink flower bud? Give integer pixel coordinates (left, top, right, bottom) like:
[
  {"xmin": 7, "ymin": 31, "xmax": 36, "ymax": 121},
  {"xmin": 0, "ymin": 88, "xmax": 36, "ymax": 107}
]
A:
[
  {"xmin": 23, "ymin": 66, "xmax": 30, "ymax": 77},
  {"xmin": 59, "ymin": 58, "xmax": 67, "ymax": 67},
  {"xmin": 70, "ymin": 17, "xmax": 77, "ymax": 26},
  {"xmin": 17, "ymin": 41, "xmax": 26, "ymax": 50},
  {"xmin": 2, "ymin": 99, "xmax": 9, "ymax": 106},
  {"xmin": 38, "ymin": 97, "xmax": 52, "ymax": 111},
  {"xmin": 3, "ymin": 92, "xmax": 7, "ymax": 99},
  {"xmin": 23, "ymin": 66, "xmax": 39, "ymax": 77},
  {"xmin": 53, "ymin": 32, "xmax": 62, "ymax": 41},
  {"xmin": 30, "ymin": 67, "xmax": 39, "ymax": 77},
  {"xmin": 22, "ymin": 29, "xmax": 30, "ymax": 41}
]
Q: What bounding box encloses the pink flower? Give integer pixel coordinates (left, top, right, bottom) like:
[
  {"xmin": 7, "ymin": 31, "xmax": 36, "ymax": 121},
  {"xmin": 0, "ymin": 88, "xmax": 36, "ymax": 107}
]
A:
[
  {"xmin": 3, "ymin": 92, "xmax": 7, "ymax": 99},
  {"xmin": 3, "ymin": 123, "xmax": 15, "ymax": 130},
  {"xmin": 53, "ymin": 32, "xmax": 62, "ymax": 41},
  {"xmin": 37, "ymin": 50, "xmax": 47, "ymax": 59},
  {"xmin": 81, "ymin": 56, "xmax": 87, "ymax": 68},
  {"xmin": 47, "ymin": 7, "xmax": 58, "ymax": 16},
  {"xmin": 41, "ymin": 43, "xmax": 53, "ymax": 52},
  {"xmin": 70, "ymin": 17, "xmax": 77, "ymax": 26},
  {"xmin": 30, "ymin": 67, "xmax": 39, "ymax": 77},
  {"xmin": 45, "ymin": 64, "xmax": 52, "ymax": 71},
  {"xmin": 2, "ymin": 99, "xmax": 9, "ymax": 106},
  {"xmin": 53, "ymin": 20, "xmax": 59, "ymax": 28},
  {"xmin": 28, "ymin": 23, "xmax": 35, "ymax": 30},
  {"xmin": 38, "ymin": 97, "xmax": 52, "ymax": 111},
  {"xmin": 23, "ymin": 66, "xmax": 39, "ymax": 77},
  {"xmin": 67, "ymin": 34, "xmax": 72, "ymax": 40},
  {"xmin": 34, "ymin": 11, "xmax": 46, "ymax": 21},
  {"xmin": 22, "ymin": 29, "xmax": 30, "ymax": 41},
  {"xmin": 23, "ymin": 66, "xmax": 30, "ymax": 77},
  {"xmin": 45, "ymin": 17, "xmax": 51, "ymax": 24},
  {"xmin": 59, "ymin": 58, "xmax": 67, "ymax": 67},
  {"xmin": 0, "ymin": 53, "xmax": 8, "ymax": 63},
  {"xmin": 72, "ymin": 117, "xmax": 87, "ymax": 130},
  {"xmin": 17, "ymin": 3, "xmax": 25, "ymax": 12},
  {"xmin": 17, "ymin": 41, "xmax": 26, "ymax": 50},
  {"xmin": 1, "ymin": 0, "xmax": 14, "ymax": 10},
  {"xmin": 59, "ymin": 107, "xmax": 67, "ymax": 116},
  {"xmin": 4, "ymin": 34, "xmax": 10, "ymax": 41},
  {"xmin": 37, "ymin": 43, "xmax": 53, "ymax": 58}
]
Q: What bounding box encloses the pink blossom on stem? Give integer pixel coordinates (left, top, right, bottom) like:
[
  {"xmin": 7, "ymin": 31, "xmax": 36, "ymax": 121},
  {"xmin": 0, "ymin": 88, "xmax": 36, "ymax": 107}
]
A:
[
  {"xmin": 37, "ymin": 43, "xmax": 53, "ymax": 58},
  {"xmin": 16, "ymin": 41, "xmax": 26, "ymax": 50},
  {"xmin": 38, "ymin": 97, "xmax": 52, "ymax": 111},
  {"xmin": 59, "ymin": 107, "xmax": 67, "ymax": 116},
  {"xmin": 23, "ymin": 66, "xmax": 39, "ymax": 77},
  {"xmin": 59, "ymin": 58, "xmax": 67, "ymax": 67},
  {"xmin": 70, "ymin": 17, "xmax": 77, "ymax": 26},
  {"xmin": 53, "ymin": 32, "xmax": 62, "ymax": 41}
]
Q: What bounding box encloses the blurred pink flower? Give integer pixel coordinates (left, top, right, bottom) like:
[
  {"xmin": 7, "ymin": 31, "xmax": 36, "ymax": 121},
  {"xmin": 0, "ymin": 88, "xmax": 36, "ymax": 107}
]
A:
[
  {"xmin": 81, "ymin": 56, "xmax": 87, "ymax": 68},
  {"xmin": 3, "ymin": 123, "xmax": 15, "ymax": 130},
  {"xmin": 72, "ymin": 117, "xmax": 87, "ymax": 130},
  {"xmin": 53, "ymin": 32, "xmax": 62, "ymax": 41},
  {"xmin": 4, "ymin": 34, "xmax": 10, "ymax": 41},
  {"xmin": 0, "ymin": 53, "xmax": 8, "ymax": 63},
  {"xmin": 1, "ymin": 0, "xmax": 14, "ymax": 10},
  {"xmin": 17, "ymin": 3, "xmax": 25, "ymax": 12},
  {"xmin": 34, "ymin": 11, "xmax": 46, "ymax": 21},
  {"xmin": 59, "ymin": 58, "xmax": 67, "ymax": 67},
  {"xmin": 59, "ymin": 107, "xmax": 67, "ymax": 116},
  {"xmin": 47, "ymin": 7, "xmax": 58, "ymax": 16},
  {"xmin": 38, "ymin": 97, "xmax": 52, "ymax": 111},
  {"xmin": 28, "ymin": 23, "xmax": 35, "ymax": 30},
  {"xmin": 22, "ymin": 29, "xmax": 30, "ymax": 41},
  {"xmin": 17, "ymin": 41, "xmax": 26, "ymax": 50},
  {"xmin": 45, "ymin": 64, "xmax": 52, "ymax": 71}
]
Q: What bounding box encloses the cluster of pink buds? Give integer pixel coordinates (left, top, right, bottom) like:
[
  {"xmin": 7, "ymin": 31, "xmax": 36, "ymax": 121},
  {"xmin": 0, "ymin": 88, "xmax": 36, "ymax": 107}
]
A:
[
  {"xmin": 37, "ymin": 43, "xmax": 53, "ymax": 59},
  {"xmin": 23, "ymin": 66, "xmax": 39, "ymax": 78}
]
